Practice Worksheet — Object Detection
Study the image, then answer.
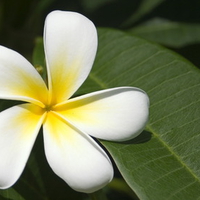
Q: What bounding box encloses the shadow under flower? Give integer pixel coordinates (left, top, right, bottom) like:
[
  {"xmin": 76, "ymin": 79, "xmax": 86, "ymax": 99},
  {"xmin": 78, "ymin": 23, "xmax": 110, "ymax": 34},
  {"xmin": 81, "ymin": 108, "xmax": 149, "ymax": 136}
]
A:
[{"xmin": 121, "ymin": 130, "xmax": 152, "ymax": 144}]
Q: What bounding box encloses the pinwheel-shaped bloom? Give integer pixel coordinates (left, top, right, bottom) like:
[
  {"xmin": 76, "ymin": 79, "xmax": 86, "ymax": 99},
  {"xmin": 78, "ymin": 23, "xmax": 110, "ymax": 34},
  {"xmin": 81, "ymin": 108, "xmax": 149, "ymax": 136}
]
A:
[{"xmin": 0, "ymin": 11, "xmax": 149, "ymax": 193}]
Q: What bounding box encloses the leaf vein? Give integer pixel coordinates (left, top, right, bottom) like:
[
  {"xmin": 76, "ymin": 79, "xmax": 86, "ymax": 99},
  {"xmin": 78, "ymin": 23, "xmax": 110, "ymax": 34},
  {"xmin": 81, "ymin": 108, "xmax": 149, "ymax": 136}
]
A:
[
  {"xmin": 148, "ymin": 70, "xmax": 192, "ymax": 94},
  {"xmin": 166, "ymin": 180, "xmax": 197, "ymax": 200},
  {"xmin": 147, "ymin": 125, "xmax": 200, "ymax": 186},
  {"xmin": 130, "ymin": 60, "xmax": 178, "ymax": 85},
  {"xmin": 150, "ymin": 98, "xmax": 200, "ymax": 125},
  {"xmin": 150, "ymin": 81, "xmax": 200, "ymax": 108},
  {"xmin": 105, "ymin": 50, "xmax": 165, "ymax": 86},
  {"xmin": 88, "ymin": 72, "xmax": 108, "ymax": 89},
  {"xmin": 146, "ymin": 166, "xmax": 184, "ymax": 188}
]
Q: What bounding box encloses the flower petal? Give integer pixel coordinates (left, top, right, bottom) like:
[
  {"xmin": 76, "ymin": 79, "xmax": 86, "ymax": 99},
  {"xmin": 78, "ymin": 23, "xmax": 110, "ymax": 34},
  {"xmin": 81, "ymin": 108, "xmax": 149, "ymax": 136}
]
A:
[
  {"xmin": 44, "ymin": 11, "xmax": 97, "ymax": 105},
  {"xmin": 43, "ymin": 111, "xmax": 113, "ymax": 193},
  {"xmin": 0, "ymin": 46, "xmax": 48, "ymax": 107},
  {"xmin": 0, "ymin": 104, "xmax": 45, "ymax": 189},
  {"xmin": 54, "ymin": 87, "xmax": 149, "ymax": 141}
]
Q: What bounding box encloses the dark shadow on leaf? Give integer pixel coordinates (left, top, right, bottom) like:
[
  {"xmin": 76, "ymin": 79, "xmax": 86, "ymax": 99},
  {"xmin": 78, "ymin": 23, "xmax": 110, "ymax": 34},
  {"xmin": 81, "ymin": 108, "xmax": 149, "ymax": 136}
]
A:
[
  {"xmin": 101, "ymin": 130, "xmax": 152, "ymax": 146},
  {"xmin": 121, "ymin": 130, "xmax": 152, "ymax": 144}
]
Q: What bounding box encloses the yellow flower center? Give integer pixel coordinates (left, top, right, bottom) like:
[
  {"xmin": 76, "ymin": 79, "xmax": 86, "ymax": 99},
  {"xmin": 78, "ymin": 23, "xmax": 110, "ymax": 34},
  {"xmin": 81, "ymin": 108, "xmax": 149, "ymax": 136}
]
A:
[{"xmin": 45, "ymin": 104, "xmax": 53, "ymax": 112}]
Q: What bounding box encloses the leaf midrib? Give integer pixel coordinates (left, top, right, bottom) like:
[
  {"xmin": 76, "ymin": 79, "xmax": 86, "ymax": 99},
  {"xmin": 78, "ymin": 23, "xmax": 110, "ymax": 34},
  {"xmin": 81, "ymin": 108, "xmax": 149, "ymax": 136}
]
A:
[{"xmin": 146, "ymin": 124, "xmax": 200, "ymax": 184}]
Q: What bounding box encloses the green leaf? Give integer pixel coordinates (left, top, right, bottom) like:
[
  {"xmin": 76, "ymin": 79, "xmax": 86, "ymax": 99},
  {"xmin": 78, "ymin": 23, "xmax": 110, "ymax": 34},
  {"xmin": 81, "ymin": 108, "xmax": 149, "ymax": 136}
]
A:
[
  {"xmin": 122, "ymin": 0, "xmax": 166, "ymax": 27},
  {"xmin": 32, "ymin": 37, "xmax": 47, "ymax": 80},
  {"xmin": 32, "ymin": 37, "xmax": 45, "ymax": 67},
  {"xmin": 129, "ymin": 18, "xmax": 200, "ymax": 48},
  {"xmin": 0, "ymin": 188, "xmax": 25, "ymax": 200},
  {"xmin": 78, "ymin": 28, "xmax": 200, "ymax": 200}
]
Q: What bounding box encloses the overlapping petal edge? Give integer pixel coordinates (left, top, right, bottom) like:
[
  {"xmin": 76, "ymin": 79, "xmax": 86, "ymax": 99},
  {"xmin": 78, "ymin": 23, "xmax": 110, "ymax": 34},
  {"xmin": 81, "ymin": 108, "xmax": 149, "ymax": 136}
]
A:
[{"xmin": 0, "ymin": 10, "xmax": 149, "ymax": 193}]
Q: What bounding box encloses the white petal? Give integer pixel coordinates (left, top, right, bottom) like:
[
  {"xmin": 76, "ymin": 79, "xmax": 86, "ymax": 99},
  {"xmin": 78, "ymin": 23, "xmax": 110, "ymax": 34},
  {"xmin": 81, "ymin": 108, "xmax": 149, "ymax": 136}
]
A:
[
  {"xmin": 44, "ymin": 10, "xmax": 97, "ymax": 105},
  {"xmin": 0, "ymin": 46, "xmax": 48, "ymax": 107},
  {"xmin": 43, "ymin": 111, "xmax": 113, "ymax": 193},
  {"xmin": 0, "ymin": 104, "xmax": 45, "ymax": 189},
  {"xmin": 54, "ymin": 87, "xmax": 149, "ymax": 141}
]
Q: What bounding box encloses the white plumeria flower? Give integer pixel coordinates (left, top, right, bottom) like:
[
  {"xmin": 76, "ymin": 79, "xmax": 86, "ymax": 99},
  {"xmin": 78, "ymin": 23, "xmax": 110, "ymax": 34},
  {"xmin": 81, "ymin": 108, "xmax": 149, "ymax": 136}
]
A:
[{"xmin": 0, "ymin": 10, "xmax": 149, "ymax": 193}]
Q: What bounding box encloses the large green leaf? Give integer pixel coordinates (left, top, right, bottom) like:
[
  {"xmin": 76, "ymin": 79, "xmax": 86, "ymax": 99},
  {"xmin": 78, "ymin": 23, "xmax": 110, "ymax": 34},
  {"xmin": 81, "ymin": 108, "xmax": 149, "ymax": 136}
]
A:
[
  {"xmin": 77, "ymin": 28, "xmax": 200, "ymax": 200},
  {"xmin": 129, "ymin": 18, "xmax": 200, "ymax": 48}
]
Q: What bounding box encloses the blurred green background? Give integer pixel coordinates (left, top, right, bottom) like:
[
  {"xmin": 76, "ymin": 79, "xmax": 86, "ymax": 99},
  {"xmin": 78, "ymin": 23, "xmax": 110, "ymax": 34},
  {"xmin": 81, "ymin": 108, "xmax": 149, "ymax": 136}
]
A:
[{"xmin": 1, "ymin": 0, "xmax": 200, "ymax": 67}]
